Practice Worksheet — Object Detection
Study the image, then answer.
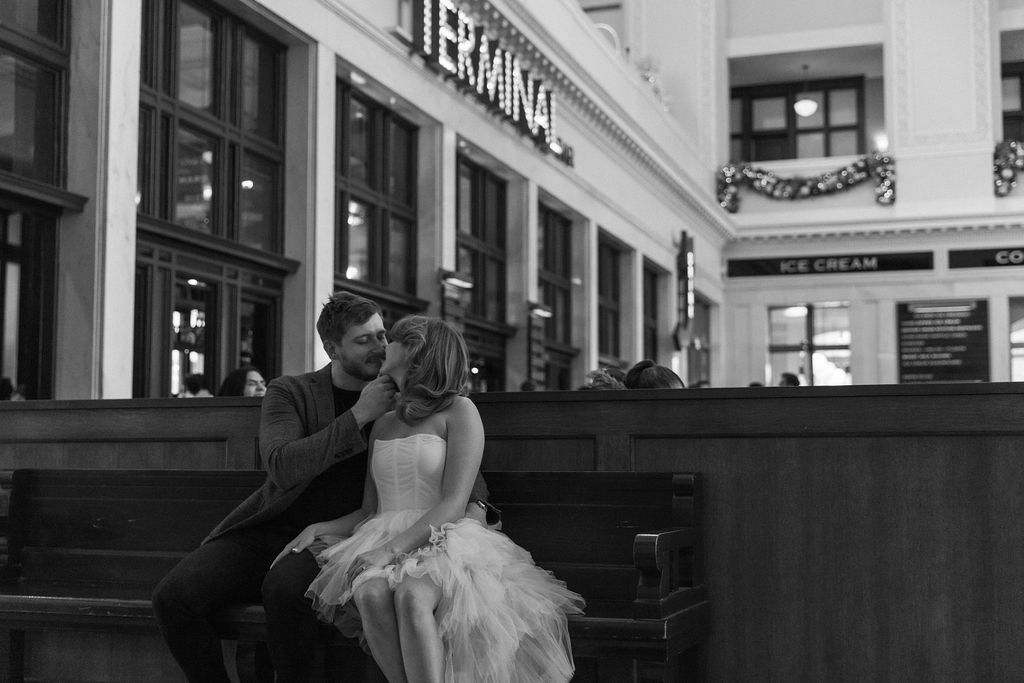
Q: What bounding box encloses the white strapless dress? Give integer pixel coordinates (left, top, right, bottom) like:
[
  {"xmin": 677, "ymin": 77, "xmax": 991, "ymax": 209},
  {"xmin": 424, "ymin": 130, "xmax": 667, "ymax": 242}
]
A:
[{"xmin": 305, "ymin": 433, "xmax": 584, "ymax": 683}]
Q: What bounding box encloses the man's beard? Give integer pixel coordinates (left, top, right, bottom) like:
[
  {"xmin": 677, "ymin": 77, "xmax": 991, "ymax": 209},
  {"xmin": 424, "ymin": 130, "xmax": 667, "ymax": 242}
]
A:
[{"xmin": 340, "ymin": 354, "xmax": 383, "ymax": 382}]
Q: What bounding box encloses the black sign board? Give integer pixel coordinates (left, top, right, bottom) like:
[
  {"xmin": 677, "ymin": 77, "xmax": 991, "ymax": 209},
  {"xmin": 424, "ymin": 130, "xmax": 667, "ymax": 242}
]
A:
[
  {"xmin": 727, "ymin": 251, "xmax": 933, "ymax": 277},
  {"xmin": 949, "ymin": 247, "xmax": 1024, "ymax": 269},
  {"xmin": 897, "ymin": 300, "xmax": 989, "ymax": 383}
]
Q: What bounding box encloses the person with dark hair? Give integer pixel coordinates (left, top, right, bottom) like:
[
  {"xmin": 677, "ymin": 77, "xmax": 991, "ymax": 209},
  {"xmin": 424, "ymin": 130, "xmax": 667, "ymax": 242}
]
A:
[
  {"xmin": 623, "ymin": 360, "xmax": 685, "ymax": 389},
  {"xmin": 153, "ymin": 291, "xmax": 491, "ymax": 681},
  {"xmin": 291, "ymin": 315, "xmax": 582, "ymax": 682},
  {"xmin": 778, "ymin": 372, "xmax": 801, "ymax": 387},
  {"xmin": 218, "ymin": 365, "xmax": 267, "ymax": 397},
  {"xmin": 577, "ymin": 367, "xmax": 627, "ymax": 390},
  {"xmin": 181, "ymin": 373, "xmax": 213, "ymax": 398}
]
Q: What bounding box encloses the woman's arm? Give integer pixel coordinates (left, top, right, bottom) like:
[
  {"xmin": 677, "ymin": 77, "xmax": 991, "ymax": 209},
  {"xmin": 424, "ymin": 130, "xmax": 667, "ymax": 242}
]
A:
[{"xmin": 382, "ymin": 397, "xmax": 484, "ymax": 556}]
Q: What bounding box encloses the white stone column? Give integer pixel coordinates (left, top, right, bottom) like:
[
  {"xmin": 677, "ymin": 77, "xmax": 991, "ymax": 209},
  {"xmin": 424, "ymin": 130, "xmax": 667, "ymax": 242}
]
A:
[
  {"xmin": 58, "ymin": 0, "xmax": 141, "ymax": 398},
  {"xmin": 281, "ymin": 43, "xmax": 333, "ymax": 375},
  {"xmin": 505, "ymin": 177, "xmax": 536, "ymax": 390},
  {"xmin": 578, "ymin": 217, "xmax": 599, "ymax": 378},
  {"xmin": 885, "ymin": 0, "xmax": 998, "ymax": 213}
]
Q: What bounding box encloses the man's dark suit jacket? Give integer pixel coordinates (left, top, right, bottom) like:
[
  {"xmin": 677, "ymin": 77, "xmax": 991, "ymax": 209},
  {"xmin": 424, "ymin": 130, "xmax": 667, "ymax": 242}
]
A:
[{"xmin": 206, "ymin": 365, "xmax": 488, "ymax": 543}]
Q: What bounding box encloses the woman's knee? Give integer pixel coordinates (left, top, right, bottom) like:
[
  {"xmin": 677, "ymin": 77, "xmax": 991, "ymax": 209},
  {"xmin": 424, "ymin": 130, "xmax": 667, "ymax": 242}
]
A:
[
  {"xmin": 352, "ymin": 578, "xmax": 394, "ymax": 615},
  {"xmin": 393, "ymin": 579, "xmax": 439, "ymax": 621}
]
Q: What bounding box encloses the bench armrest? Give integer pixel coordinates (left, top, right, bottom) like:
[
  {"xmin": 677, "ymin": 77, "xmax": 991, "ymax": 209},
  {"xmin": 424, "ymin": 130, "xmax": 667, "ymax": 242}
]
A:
[{"xmin": 633, "ymin": 527, "xmax": 701, "ymax": 617}]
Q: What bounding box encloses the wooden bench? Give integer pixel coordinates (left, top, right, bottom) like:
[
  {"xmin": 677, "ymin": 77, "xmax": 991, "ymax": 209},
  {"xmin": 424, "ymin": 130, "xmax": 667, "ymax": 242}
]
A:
[{"xmin": 0, "ymin": 468, "xmax": 708, "ymax": 682}]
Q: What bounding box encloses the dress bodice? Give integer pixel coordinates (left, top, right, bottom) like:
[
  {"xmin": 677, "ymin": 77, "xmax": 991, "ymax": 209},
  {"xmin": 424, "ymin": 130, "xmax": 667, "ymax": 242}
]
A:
[{"xmin": 371, "ymin": 433, "xmax": 446, "ymax": 513}]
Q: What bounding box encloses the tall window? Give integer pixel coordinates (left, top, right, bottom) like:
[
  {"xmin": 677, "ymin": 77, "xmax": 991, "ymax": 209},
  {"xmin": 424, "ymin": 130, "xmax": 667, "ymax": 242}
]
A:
[
  {"xmin": 456, "ymin": 155, "xmax": 508, "ymax": 391},
  {"xmin": 687, "ymin": 295, "xmax": 711, "ymax": 388},
  {"xmin": 538, "ymin": 202, "xmax": 576, "ymax": 389},
  {"xmin": 642, "ymin": 263, "xmax": 659, "ymax": 361},
  {"xmin": 1002, "ymin": 62, "xmax": 1024, "ymax": 141},
  {"xmin": 135, "ymin": 0, "xmax": 289, "ymax": 397},
  {"xmin": 336, "ymin": 82, "xmax": 418, "ymax": 308},
  {"xmin": 1, "ymin": 204, "xmax": 57, "ymax": 399},
  {"xmin": 1011, "ymin": 298, "xmax": 1024, "ymax": 381},
  {"xmin": 138, "ymin": 0, "xmax": 284, "ymax": 250},
  {"xmin": 768, "ymin": 302, "xmax": 851, "ymax": 386},
  {"xmin": 0, "ymin": 0, "xmax": 68, "ymax": 400},
  {"xmin": 597, "ymin": 236, "xmax": 621, "ymax": 362},
  {"xmin": 730, "ymin": 77, "xmax": 864, "ymax": 162}
]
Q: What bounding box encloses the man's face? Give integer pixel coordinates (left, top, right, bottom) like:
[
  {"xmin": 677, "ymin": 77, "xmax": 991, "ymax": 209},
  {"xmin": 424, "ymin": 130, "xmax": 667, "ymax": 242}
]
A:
[{"xmin": 330, "ymin": 313, "xmax": 388, "ymax": 382}]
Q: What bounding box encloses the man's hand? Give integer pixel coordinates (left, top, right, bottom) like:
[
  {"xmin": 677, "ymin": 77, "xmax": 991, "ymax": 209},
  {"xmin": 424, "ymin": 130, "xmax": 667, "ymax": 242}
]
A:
[{"xmin": 350, "ymin": 375, "xmax": 397, "ymax": 427}]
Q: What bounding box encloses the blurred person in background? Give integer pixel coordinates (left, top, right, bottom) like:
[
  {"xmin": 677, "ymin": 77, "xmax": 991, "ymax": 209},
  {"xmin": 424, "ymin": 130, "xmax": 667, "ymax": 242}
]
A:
[{"xmin": 218, "ymin": 365, "xmax": 268, "ymax": 397}]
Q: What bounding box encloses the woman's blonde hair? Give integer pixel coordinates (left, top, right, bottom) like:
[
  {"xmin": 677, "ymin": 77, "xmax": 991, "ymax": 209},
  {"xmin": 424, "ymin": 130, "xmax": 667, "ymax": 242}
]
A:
[{"xmin": 389, "ymin": 315, "xmax": 470, "ymax": 423}]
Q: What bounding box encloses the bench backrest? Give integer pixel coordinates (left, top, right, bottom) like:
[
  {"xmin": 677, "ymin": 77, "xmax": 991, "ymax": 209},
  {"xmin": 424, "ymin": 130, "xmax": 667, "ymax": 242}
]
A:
[
  {"xmin": 4, "ymin": 469, "xmax": 701, "ymax": 606},
  {"xmin": 6, "ymin": 469, "xmax": 265, "ymax": 586},
  {"xmin": 486, "ymin": 471, "xmax": 702, "ymax": 607}
]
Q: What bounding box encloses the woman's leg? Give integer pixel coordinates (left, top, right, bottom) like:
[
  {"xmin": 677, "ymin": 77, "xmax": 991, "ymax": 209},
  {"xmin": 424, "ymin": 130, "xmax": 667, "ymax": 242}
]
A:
[
  {"xmin": 393, "ymin": 576, "xmax": 443, "ymax": 683},
  {"xmin": 352, "ymin": 577, "xmax": 408, "ymax": 683}
]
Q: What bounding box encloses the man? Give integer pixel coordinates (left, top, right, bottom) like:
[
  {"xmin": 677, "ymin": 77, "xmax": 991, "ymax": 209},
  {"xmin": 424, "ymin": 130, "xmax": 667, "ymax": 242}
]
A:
[{"xmin": 153, "ymin": 292, "xmax": 488, "ymax": 681}]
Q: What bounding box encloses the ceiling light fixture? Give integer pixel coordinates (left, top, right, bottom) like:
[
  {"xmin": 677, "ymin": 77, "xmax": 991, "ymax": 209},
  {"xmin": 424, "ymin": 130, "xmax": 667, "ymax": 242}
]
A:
[{"xmin": 794, "ymin": 64, "xmax": 819, "ymax": 118}]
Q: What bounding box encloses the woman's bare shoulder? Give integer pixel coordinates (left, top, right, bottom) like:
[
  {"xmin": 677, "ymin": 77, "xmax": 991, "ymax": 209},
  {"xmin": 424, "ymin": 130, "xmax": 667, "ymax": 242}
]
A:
[{"xmin": 443, "ymin": 396, "xmax": 481, "ymax": 428}]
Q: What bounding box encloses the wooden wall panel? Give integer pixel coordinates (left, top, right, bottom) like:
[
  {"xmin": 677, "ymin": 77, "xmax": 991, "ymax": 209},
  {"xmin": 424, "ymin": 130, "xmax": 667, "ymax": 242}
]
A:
[
  {"xmin": 481, "ymin": 437, "xmax": 596, "ymax": 470},
  {"xmin": 472, "ymin": 385, "xmax": 1024, "ymax": 682},
  {"xmin": 0, "ymin": 398, "xmax": 261, "ymax": 471}
]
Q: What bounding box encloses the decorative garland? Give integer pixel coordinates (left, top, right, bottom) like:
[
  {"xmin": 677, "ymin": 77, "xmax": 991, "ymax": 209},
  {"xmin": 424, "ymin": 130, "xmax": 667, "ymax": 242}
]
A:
[
  {"xmin": 994, "ymin": 140, "xmax": 1024, "ymax": 196},
  {"xmin": 717, "ymin": 152, "xmax": 896, "ymax": 213}
]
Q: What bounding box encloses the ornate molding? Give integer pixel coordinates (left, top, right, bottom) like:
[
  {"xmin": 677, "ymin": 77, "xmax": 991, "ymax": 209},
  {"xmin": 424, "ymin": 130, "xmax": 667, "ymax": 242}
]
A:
[{"xmin": 891, "ymin": 0, "xmax": 992, "ymax": 148}]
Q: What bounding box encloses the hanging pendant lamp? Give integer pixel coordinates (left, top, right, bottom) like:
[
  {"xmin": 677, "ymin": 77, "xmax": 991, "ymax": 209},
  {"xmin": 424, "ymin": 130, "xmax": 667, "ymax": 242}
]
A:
[{"xmin": 794, "ymin": 64, "xmax": 819, "ymax": 118}]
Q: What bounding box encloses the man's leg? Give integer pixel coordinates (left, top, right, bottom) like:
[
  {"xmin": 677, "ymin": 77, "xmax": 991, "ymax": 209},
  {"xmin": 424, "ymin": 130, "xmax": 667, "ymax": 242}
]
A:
[
  {"xmin": 262, "ymin": 548, "xmax": 324, "ymax": 682},
  {"xmin": 152, "ymin": 535, "xmax": 268, "ymax": 683}
]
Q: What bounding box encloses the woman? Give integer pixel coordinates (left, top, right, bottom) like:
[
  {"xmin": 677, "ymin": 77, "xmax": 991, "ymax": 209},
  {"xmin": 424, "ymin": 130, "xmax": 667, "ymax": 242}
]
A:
[
  {"xmin": 277, "ymin": 315, "xmax": 582, "ymax": 682},
  {"xmin": 216, "ymin": 364, "xmax": 267, "ymax": 397}
]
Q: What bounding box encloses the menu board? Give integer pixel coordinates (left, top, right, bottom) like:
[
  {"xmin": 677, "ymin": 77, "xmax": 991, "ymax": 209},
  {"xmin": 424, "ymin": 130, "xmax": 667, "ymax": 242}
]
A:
[{"xmin": 897, "ymin": 300, "xmax": 989, "ymax": 383}]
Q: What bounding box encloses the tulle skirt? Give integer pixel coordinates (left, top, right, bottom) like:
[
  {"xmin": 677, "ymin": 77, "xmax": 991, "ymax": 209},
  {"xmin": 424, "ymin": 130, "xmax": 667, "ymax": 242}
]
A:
[{"xmin": 305, "ymin": 510, "xmax": 585, "ymax": 683}]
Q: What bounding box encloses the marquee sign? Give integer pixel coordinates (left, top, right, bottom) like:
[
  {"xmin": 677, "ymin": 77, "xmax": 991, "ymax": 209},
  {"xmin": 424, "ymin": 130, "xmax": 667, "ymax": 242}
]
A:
[
  {"xmin": 949, "ymin": 247, "xmax": 1024, "ymax": 268},
  {"xmin": 727, "ymin": 251, "xmax": 933, "ymax": 277},
  {"xmin": 412, "ymin": 0, "xmax": 574, "ymax": 167}
]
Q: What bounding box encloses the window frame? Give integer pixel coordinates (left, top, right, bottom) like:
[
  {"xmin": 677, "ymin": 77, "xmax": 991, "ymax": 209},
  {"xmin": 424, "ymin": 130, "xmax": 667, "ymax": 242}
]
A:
[
  {"xmin": 730, "ymin": 76, "xmax": 865, "ymax": 162},
  {"xmin": 1002, "ymin": 61, "xmax": 1024, "ymax": 141},
  {"xmin": 642, "ymin": 261, "xmax": 659, "ymax": 361},
  {"xmin": 456, "ymin": 154, "xmax": 507, "ymax": 324},
  {"xmin": 537, "ymin": 201, "xmax": 577, "ymax": 390},
  {"xmin": 137, "ymin": 0, "xmax": 286, "ymax": 253},
  {"xmin": 0, "ymin": 1, "xmax": 71, "ymax": 399},
  {"xmin": 134, "ymin": 0, "xmax": 293, "ymax": 398},
  {"xmin": 0, "ymin": 1, "xmax": 69, "ymax": 189},
  {"xmin": 1010, "ymin": 297, "xmax": 1024, "ymax": 382},
  {"xmin": 767, "ymin": 302, "xmax": 851, "ymax": 386},
  {"xmin": 335, "ymin": 80, "xmax": 419, "ymax": 298},
  {"xmin": 597, "ymin": 235, "xmax": 622, "ymax": 362}
]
